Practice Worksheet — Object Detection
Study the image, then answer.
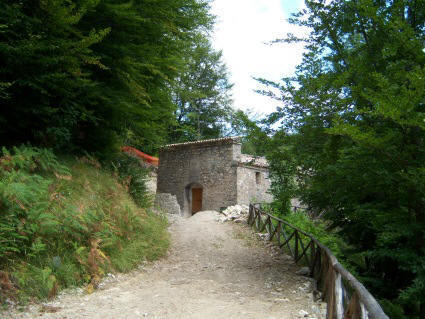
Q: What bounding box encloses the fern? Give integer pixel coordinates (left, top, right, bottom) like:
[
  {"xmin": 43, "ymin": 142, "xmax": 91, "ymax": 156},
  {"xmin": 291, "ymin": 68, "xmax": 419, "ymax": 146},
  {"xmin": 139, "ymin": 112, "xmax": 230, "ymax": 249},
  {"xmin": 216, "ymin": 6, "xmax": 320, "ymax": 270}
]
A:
[{"xmin": 0, "ymin": 146, "xmax": 168, "ymax": 303}]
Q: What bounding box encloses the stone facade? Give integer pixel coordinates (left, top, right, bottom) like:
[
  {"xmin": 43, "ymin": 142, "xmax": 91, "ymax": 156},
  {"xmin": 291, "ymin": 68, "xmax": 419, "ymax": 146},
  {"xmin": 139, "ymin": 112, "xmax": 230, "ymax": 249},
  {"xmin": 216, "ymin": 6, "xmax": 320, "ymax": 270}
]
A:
[
  {"xmin": 157, "ymin": 137, "xmax": 272, "ymax": 217},
  {"xmin": 154, "ymin": 193, "xmax": 181, "ymax": 215}
]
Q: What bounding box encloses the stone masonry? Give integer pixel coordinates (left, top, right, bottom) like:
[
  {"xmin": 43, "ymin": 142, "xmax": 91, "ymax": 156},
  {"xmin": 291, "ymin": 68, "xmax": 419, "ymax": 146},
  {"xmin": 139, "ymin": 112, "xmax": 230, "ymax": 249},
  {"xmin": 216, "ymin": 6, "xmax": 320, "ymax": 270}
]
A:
[
  {"xmin": 157, "ymin": 137, "xmax": 272, "ymax": 217},
  {"xmin": 154, "ymin": 193, "xmax": 181, "ymax": 215}
]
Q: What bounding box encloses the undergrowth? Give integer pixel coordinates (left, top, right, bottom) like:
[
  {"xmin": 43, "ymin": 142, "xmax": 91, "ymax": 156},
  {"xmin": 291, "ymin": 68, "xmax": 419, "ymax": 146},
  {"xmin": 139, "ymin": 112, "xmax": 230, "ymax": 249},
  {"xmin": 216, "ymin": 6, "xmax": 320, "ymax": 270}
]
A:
[
  {"xmin": 280, "ymin": 211, "xmax": 347, "ymax": 261},
  {"xmin": 111, "ymin": 152, "xmax": 151, "ymax": 208},
  {"xmin": 261, "ymin": 204, "xmax": 353, "ymax": 272},
  {"xmin": 0, "ymin": 146, "xmax": 169, "ymax": 305}
]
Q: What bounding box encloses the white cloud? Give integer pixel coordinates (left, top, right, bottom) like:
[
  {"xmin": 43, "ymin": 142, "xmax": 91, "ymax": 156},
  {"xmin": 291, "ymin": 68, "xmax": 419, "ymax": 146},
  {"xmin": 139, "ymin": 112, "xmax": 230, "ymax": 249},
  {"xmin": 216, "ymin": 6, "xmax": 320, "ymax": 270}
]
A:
[{"xmin": 211, "ymin": 0, "xmax": 306, "ymax": 116}]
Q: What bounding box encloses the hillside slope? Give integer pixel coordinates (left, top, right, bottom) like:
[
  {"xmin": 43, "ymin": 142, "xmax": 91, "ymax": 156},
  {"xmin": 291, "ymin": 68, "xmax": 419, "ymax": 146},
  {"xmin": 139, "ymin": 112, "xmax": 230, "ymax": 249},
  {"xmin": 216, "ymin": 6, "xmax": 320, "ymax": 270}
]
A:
[{"xmin": 0, "ymin": 146, "xmax": 169, "ymax": 304}]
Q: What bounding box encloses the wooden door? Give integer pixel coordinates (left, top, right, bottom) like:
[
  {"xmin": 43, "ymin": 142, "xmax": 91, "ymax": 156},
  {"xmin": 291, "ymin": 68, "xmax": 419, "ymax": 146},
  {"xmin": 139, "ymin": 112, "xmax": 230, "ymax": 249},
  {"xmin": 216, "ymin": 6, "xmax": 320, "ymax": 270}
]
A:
[{"xmin": 191, "ymin": 188, "xmax": 203, "ymax": 214}]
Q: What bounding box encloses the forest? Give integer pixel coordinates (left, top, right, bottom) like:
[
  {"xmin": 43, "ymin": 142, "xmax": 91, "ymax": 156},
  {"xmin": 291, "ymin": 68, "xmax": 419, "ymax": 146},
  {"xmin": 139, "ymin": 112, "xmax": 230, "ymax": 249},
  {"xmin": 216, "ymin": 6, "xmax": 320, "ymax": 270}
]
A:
[
  {"xmin": 0, "ymin": 0, "xmax": 233, "ymax": 156},
  {"xmin": 1, "ymin": 0, "xmax": 424, "ymax": 318},
  {"xmin": 255, "ymin": 1, "xmax": 425, "ymax": 318}
]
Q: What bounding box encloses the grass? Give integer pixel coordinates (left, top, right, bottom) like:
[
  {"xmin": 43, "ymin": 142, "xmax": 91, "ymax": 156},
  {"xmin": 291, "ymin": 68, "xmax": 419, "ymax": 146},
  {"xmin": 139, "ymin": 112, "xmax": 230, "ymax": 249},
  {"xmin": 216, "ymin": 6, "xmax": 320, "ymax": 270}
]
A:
[{"xmin": 0, "ymin": 147, "xmax": 169, "ymax": 304}]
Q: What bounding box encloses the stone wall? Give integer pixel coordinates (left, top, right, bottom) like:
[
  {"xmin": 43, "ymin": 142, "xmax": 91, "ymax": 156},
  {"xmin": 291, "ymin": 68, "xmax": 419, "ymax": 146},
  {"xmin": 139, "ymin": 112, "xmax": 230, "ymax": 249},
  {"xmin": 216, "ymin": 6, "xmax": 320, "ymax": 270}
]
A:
[
  {"xmin": 146, "ymin": 171, "xmax": 157, "ymax": 195},
  {"xmin": 154, "ymin": 193, "xmax": 181, "ymax": 215},
  {"xmin": 157, "ymin": 139, "xmax": 239, "ymax": 216},
  {"xmin": 236, "ymin": 166, "xmax": 273, "ymax": 205}
]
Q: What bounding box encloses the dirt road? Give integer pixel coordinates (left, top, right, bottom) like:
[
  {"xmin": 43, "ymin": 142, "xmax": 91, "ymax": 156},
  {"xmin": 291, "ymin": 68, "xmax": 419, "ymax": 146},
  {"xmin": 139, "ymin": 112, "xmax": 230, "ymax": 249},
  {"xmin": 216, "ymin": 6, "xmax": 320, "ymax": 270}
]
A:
[{"xmin": 5, "ymin": 211, "xmax": 325, "ymax": 319}]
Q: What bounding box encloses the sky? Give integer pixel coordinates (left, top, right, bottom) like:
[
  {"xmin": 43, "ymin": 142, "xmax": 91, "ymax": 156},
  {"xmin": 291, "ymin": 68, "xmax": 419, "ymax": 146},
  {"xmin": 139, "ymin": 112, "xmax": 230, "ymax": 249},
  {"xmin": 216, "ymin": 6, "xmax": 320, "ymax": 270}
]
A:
[{"xmin": 211, "ymin": 0, "xmax": 306, "ymax": 116}]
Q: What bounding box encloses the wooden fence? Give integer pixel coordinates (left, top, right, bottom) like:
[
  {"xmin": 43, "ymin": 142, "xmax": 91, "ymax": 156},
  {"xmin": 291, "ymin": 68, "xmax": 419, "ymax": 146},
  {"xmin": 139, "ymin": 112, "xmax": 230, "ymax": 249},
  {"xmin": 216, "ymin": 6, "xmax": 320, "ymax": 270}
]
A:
[{"xmin": 247, "ymin": 204, "xmax": 389, "ymax": 319}]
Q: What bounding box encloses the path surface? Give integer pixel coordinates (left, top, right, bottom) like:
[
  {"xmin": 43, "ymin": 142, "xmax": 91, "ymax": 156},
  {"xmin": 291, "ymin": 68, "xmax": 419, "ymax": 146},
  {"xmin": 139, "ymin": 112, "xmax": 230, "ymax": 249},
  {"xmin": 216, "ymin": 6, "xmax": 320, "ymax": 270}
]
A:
[{"xmin": 5, "ymin": 211, "xmax": 325, "ymax": 319}]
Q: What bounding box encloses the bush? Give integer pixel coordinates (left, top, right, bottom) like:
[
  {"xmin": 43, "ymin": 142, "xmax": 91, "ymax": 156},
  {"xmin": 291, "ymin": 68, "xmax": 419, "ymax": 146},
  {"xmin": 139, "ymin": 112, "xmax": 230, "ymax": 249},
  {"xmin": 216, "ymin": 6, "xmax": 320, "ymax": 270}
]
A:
[
  {"xmin": 281, "ymin": 210, "xmax": 347, "ymax": 261},
  {"xmin": 262, "ymin": 203, "xmax": 349, "ymax": 268},
  {"xmin": 0, "ymin": 146, "xmax": 168, "ymax": 303},
  {"xmin": 0, "ymin": 146, "xmax": 69, "ymax": 261},
  {"xmin": 111, "ymin": 153, "xmax": 152, "ymax": 208}
]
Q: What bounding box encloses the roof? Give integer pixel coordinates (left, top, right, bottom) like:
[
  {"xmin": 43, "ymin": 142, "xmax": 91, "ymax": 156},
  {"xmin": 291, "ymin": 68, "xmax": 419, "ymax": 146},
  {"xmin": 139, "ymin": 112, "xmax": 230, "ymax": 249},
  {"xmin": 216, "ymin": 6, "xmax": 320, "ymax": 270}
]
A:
[
  {"xmin": 238, "ymin": 154, "xmax": 269, "ymax": 169},
  {"xmin": 161, "ymin": 136, "xmax": 242, "ymax": 150}
]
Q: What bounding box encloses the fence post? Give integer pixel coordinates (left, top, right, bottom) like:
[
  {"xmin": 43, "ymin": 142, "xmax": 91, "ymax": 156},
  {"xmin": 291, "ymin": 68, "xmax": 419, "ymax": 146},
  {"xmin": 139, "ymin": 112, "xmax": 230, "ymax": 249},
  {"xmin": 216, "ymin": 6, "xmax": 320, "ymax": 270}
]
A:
[
  {"xmin": 294, "ymin": 230, "xmax": 299, "ymax": 261},
  {"xmin": 245, "ymin": 204, "xmax": 389, "ymax": 319}
]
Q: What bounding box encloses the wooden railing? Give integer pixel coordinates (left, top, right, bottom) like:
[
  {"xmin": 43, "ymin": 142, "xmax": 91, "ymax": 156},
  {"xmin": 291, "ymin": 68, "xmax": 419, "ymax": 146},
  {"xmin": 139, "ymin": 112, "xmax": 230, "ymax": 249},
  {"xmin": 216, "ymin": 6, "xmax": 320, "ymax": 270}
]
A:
[{"xmin": 248, "ymin": 204, "xmax": 389, "ymax": 319}]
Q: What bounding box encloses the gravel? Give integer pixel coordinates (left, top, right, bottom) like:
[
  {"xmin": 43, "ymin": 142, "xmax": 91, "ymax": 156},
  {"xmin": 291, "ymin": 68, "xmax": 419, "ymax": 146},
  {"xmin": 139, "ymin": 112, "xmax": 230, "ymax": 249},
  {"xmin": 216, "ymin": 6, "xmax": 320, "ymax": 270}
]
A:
[{"xmin": 3, "ymin": 210, "xmax": 326, "ymax": 319}]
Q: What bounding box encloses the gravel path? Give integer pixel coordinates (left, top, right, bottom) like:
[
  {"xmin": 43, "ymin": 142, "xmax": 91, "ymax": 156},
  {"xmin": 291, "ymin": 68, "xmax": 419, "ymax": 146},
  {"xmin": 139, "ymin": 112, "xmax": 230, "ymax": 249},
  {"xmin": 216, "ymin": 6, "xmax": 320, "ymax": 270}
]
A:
[{"xmin": 4, "ymin": 211, "xmax": 326, "ymax": 319}]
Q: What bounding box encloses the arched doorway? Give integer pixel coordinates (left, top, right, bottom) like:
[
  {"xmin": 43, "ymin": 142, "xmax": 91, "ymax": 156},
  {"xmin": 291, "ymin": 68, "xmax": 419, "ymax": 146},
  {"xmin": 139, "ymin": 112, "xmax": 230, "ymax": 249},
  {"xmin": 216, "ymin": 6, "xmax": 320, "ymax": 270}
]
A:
[{"xmin": 184, "ymin": 182, "xmax": 203, "ymax": 216}]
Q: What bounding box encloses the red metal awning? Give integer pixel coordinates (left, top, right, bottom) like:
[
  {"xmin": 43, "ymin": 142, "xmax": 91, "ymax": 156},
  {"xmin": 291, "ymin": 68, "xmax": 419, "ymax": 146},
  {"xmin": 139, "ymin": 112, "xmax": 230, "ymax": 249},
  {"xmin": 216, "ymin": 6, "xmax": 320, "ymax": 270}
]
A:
[{"xmin": 121, "ymin": 146, "xmax": 159, "ymax": 166}]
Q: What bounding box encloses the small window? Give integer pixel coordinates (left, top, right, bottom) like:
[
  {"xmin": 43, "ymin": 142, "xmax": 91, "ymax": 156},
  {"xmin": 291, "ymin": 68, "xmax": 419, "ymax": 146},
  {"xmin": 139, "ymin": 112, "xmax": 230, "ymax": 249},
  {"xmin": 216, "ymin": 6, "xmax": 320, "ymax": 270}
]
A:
[{"xmin": 255, "ymin": 172, "xmax": 261, "ymax": 185}]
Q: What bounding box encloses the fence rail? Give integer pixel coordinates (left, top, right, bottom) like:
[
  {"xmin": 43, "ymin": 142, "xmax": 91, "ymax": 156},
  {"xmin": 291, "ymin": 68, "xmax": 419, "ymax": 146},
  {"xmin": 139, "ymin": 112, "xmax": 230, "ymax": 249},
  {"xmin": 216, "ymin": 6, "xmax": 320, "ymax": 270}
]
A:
[{"xmin": 247, "ymin": 203, "xmax": 389, "ymax": 319}]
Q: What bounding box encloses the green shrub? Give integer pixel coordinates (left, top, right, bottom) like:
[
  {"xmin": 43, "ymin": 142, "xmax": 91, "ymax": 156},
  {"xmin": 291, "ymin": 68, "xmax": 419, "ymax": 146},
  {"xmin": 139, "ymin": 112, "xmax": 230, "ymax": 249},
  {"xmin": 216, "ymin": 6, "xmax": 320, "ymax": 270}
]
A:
[
  {"xmin": 0, "ymin": 146, "xmax": 69, "ymax": 261},
  {"xmin": 0, "ymin": 146, "xmax": 168, "ymax": 303},
  {"xmin": 282, "ymin": 211, "xmax": 347, "ymax": 261},
  {"xmin": 111, "ymin": 153, "xmax": 151, "ymax": 208},
  {"xmin": 262, "ymin": 203, "xmax": 349, "ymax": 268},
  {"xmin": 379, "ymin": 299, "xmax": 411, "ymax": 319}
]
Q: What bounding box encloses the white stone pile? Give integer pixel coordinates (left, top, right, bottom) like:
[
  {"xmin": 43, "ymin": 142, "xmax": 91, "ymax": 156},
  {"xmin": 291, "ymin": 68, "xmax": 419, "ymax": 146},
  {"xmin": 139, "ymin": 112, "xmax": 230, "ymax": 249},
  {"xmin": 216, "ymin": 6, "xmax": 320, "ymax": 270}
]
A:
[{"xmin": 217, "ymin": 204, "xmax": 249, "ymax": 223}]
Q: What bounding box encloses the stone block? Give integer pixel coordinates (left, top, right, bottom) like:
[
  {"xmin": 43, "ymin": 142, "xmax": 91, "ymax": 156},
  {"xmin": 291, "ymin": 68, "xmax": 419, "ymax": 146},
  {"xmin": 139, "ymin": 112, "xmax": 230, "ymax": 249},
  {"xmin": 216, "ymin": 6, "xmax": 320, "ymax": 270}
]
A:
[{"xmin": 154, "ymin": 193, "xmax": 181, "ymax": 215}]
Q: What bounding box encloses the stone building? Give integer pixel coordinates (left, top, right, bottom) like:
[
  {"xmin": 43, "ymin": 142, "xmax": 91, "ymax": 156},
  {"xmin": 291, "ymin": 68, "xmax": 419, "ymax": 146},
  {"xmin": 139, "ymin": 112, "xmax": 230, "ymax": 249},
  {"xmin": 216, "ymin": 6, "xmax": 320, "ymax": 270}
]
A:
[{"xmin": 156, "ymin": 137, "xmax": 272, "ymax": 216}]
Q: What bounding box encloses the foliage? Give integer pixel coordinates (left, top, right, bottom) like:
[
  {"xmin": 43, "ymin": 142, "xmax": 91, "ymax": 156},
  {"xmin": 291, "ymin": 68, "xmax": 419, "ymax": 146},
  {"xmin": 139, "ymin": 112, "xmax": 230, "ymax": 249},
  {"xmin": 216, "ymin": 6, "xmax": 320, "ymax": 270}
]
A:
[
  {"xmin": 264, "ymin": 132, "xmax": 298, "ymax": 213},
  {"xmin": 259, "ymin": 0, "xmax": 425, "ymax": 317},
  {"xmin": 279, "ymin": 209, "xmax": 346, "ymax": 262},
  {"xmin": 168, "ymin": 35, "xmax": 233, "ymax": 143},
  {"xmin": 229, "ymin": 109, "xmax": 271, "ymax": 156},
  {"xmin": 0, "ymin": 0, "xmax": 110, "ymax": 152},
  {"xmin": 78, "ymin": 0, "xmax": 215, "ymax": 154},
  {"xmin": 0, "ymin": 146, "xmax": 69, "ymax": 260},
  {"xmin": 111, "ymin": 152, "xmax": 151, "ymax": 208},
  {"xmin": 0, "ymin": 146, "xmax": 168, "ymax": 303},
  {"xmin": 0, "ymin": 0, "xmax": 215, "ymax": 156}
]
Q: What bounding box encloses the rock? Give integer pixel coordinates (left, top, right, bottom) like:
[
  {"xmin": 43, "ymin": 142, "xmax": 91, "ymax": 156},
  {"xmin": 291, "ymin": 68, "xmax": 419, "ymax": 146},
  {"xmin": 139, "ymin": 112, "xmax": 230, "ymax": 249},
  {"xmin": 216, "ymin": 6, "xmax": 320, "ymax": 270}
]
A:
[
  {"xmin": 5, "ymin": 298, "xmax": 16, "ymax": 306},
  {"xmin": 298, "ymin": 282, "xmax": 312, "ymax": 293},
  {"xmin": 154, "ymin": 193, "xmax": 181, "ymax": 215},
  {"xmin": 145, "ymin": 171, "xmax": 157, "ymax": 194},
  {"xmin": 312, "ymin": 289, "xmax": 322, "ymax": 301},
  {"xmin": 257, "ymin": 233, "xmax": 270, "ymax": 240},
  {"xmin": 274, "ymin": 298, "xmax": 290, "ymax": 303},
  {"xmin": 217, "ymin": 204, "xmax": 249, "ymax": 223},
  {"xmin": 296, "ymin": 266, "xmax": 310, "ymax": 276},
  {"xmin": 40, "ymin": 305, "xmax": 61, "ymax": 313},
  {"xmin": 310, "ymin": 304, "xmax": 321, "ymax": 315},
  {"xmin": 170, "ymin": 279, "xmax": 190, "ymax": 285},
  {"xmin": 299, "ymin": 309, "xmax": 309, "ymax": 317}
]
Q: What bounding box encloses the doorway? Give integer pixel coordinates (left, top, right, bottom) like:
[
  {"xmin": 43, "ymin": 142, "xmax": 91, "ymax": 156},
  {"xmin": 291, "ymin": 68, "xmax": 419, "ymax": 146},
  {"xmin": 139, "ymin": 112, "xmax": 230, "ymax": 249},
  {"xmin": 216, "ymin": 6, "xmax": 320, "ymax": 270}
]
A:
[{"xmin": 191, "ymin": 188, "xmax": 203, "ymax": 214}]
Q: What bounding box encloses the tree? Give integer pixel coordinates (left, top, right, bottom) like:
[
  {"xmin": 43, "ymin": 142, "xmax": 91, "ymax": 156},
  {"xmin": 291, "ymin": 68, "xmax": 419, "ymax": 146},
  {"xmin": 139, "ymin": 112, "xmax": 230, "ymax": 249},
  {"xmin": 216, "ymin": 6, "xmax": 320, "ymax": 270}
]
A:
[
  {"xmin": 0, "ymin": 0, "xmax": 109, "ymax": 151},
  {"xmin": 229, "ymin": 109, "xmax": 271, "ymax": 156},
  {"xmin": 0, "ymin": 0, "xmax": 215, "ymax": 156},
  {"xmin": 168, "ymin": 36, "xmax": 233, "ymax": 143},
  {"xmin": 259, "ymin": 1, "xmax": 425, "ymax": 317},
  {"xmin": 77, "ymin": 0, "xmax": 214, "ymax": 154}
]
